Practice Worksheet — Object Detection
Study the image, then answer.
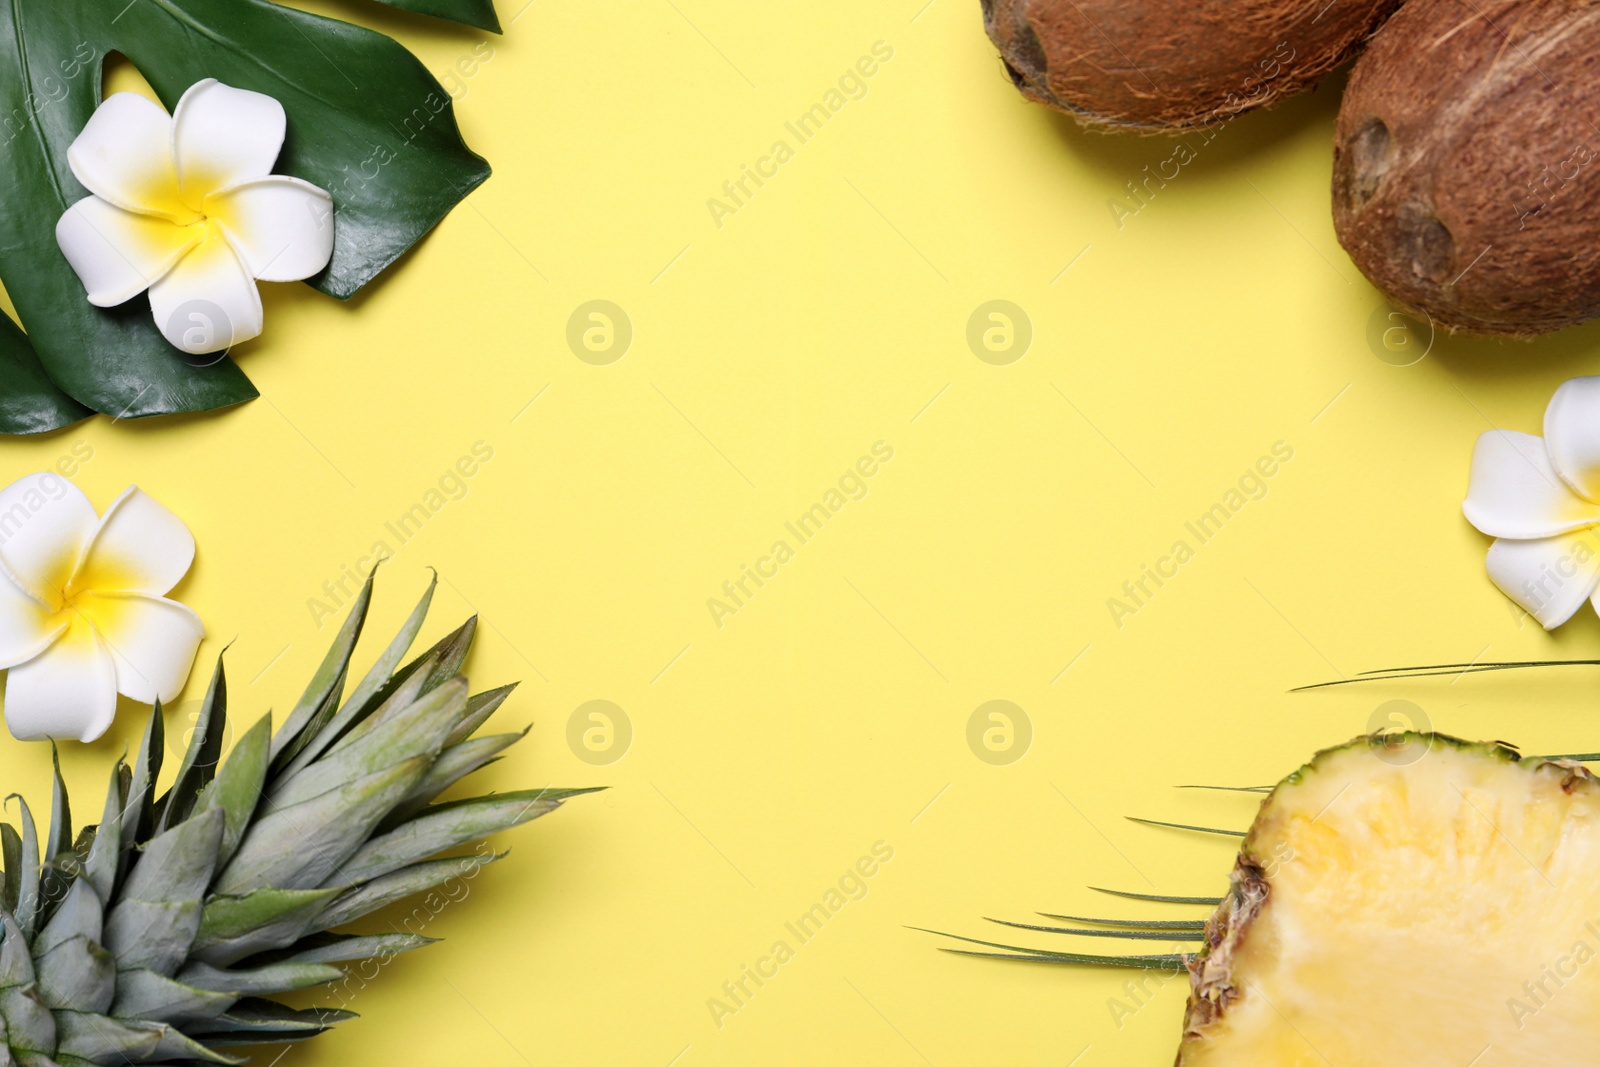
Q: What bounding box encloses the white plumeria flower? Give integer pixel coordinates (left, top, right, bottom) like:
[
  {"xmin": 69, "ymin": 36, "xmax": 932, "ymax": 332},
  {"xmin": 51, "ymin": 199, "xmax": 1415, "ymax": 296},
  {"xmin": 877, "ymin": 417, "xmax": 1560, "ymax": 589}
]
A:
[
  {"xmin": 55, "ymin": 79, "xmax": 334, "ymax": 356},
  {"xmin": 1462, "ymin": 377, "xmax": 1600, "ymax": 629},
  {"xmin": 0, "ymin": 473, "xmax": 203, "ymax": 743}
]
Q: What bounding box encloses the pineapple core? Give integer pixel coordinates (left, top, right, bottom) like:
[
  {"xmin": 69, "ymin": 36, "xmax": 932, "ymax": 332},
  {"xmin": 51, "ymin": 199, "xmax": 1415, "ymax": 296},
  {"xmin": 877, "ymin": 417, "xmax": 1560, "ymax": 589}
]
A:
[{"xmin": 1179, "ymin": 737, "xmax": 1600, "ymax": 1066}]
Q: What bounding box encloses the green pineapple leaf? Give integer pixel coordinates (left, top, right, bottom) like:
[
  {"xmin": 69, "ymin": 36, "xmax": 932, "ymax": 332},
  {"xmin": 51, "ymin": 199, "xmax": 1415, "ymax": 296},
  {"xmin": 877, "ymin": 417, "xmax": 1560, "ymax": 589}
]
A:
[{"xmin": 0, "ymin": 576, "xmax": 593, "ymax": 1063}]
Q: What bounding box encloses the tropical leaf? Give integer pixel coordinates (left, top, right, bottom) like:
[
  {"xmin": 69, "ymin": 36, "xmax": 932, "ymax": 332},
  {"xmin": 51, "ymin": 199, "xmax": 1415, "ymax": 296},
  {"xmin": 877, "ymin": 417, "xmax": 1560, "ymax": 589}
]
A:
[
  {"xmin": 983, "ymin": 917, "xmax": 1205, "ymax": 941},
  {"xmin": 910, "ymin": 927, "xmax": 1187, "ymax": 969},
  {"xmin": 1035, "ymin": 912, "xmax": 1207, "ymax": 930},
  {"xmin": 0, "ymin": 0, "xmax": 495, "ymax": 425},
  {"xmin": 1123, "ymin": 817, "xmax": 1247, "ymax": 838},
  {"xmin": 369, "ymin": 0, "xmax": 504, "ymax": 32},
  {"xmin": 0, "ymin": 308, "xmax": 90, "ymax": 434},
  {"xmin": 1089, "ymin": 887, "xmax": 1223, "ymax": 905},
  {"xmin": 1295, "ymin": 657, "xmax": 1600, "ymax": 689}
]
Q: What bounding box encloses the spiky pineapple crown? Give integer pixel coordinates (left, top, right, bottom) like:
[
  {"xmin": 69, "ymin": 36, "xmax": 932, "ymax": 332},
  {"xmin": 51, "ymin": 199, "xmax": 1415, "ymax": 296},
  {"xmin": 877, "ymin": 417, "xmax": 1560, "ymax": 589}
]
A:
[{"xmin": 0, "ymin": 574, "xmax": 593, "ymax": 1064}]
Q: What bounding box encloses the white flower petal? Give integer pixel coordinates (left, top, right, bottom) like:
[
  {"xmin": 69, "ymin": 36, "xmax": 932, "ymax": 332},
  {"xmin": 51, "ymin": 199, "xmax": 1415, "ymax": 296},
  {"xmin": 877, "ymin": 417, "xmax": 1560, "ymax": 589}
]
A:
[
  {"xmin": 1484, "ymin": 531, "xmax": 1600, "ymax": 629},
  {"xmin": 2, "ymin": 622, "xmax": 117, "ymax": 742},
  {"xmin": 65, "ymin": 92, "xmax": 193, "ymax": 222},
  {"xmin": 0, "ymin": 473, "xmax": 99, "ymax": 605},
  {"xmin": 147, "ymin": 229, "xmax": 264, "ymax": 355},
  {"xmin": 79, "ymin": 591, "xmax": 203, "ymax": 705},
  {"xmin": 172, "ymin": 79, "xmax": 286, "ymax": 202},
  {"xmin": 0, "ymin": 568, "xmax": 63, "ymax": 670},
  {"xmin": 1544, "ymin": 376, "xmax": 1600, "ymax": 503},
  {"xmin": 76, "ymin": 487, "xmax": 196, "ymax": 598},
  {"xmin": 208, "ymin": 176, "xmax": 334, "ymax": 282},
  {"xmin": 56, "ymin": 196, "xmax": 200, "ymax": 307},
  {"xmin": 1462, "ymin": 430, "xmax": 1600, "ymax": 539}
]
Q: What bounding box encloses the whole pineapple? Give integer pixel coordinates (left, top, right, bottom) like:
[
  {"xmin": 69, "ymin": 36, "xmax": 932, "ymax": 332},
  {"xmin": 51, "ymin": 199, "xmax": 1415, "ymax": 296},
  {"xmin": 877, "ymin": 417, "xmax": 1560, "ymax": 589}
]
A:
[{"xmin": 0, "ymin": 574, "xmax": 593, "ymax": 1064}]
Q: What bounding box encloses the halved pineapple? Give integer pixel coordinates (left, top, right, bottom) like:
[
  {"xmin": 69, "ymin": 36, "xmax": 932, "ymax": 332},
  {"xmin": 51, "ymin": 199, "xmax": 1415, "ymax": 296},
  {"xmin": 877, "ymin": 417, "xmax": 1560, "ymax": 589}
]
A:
[{"xmin": 1181, "ymin": 734, "xmax": 1600, "ymax": 1065}]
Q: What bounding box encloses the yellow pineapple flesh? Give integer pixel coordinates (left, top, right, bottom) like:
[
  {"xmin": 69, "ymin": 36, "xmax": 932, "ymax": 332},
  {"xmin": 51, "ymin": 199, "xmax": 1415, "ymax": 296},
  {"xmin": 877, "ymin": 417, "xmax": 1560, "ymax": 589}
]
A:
[{"xmin": 1181, "ymin": 735, "xmax": 1600, "ymax": 1065}]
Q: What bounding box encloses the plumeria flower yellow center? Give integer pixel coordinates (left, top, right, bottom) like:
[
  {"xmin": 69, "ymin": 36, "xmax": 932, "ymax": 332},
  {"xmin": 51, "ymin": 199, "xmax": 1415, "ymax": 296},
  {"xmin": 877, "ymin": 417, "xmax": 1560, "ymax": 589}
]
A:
[
  {"xmin": 1462, "ymin": 376, "xmax": 1600, "ymax": 628},
  {"xmin": 55, "ymin": 78, "xmax": 334, "ymax": 356},
  {"xmin": 0, "ymin": 473, "xmax": 203, "ymax": 742}
]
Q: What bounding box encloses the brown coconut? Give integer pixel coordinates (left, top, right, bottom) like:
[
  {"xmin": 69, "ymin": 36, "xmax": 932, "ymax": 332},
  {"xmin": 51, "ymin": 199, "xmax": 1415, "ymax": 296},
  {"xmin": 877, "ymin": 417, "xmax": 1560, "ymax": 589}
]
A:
[
  {"xmin": 1334, "ymin": 0, "xmax": 1600, "ymax": 337},
  {"xmin": 981, "ymin": 0, "xmax": 1401, "ymax": 132}
]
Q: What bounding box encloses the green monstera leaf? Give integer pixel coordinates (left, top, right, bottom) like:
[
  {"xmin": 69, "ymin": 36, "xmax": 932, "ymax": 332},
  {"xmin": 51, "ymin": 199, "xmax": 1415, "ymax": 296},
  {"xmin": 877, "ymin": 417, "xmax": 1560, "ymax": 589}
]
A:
[
  {"xmin": 0, "ymin": 309, "xmax": 92, "ymax": 435},
  {"xmin": 372, "ymin": 0, "xmax": 503, "ymax": 32},
  {"xmin": 0, "ymin": 0, "xmax": 499, "ymax": 432}
]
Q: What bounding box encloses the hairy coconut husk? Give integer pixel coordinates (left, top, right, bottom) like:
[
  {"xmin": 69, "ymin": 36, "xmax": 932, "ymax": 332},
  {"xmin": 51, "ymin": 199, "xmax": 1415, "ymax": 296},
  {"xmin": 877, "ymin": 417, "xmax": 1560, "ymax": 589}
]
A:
[
  {"xmin": 1334, "ymin": 0, "xmax": 1600, "ymax": 337},
  {"xmin": 981, "ymin": 0, "xmax": 1401, "ymax": 132}
]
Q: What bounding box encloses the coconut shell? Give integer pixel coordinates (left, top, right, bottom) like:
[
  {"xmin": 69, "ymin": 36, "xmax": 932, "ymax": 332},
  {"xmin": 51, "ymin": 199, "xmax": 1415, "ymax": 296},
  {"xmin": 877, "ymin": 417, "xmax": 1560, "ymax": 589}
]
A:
[
  {"xmin": 981, "ymin": 0, "xmax": 1400, "ymax": 132},
  {"xmin": 1334, "ymin": 0, "xmax": 1600, "ymax": 337}
]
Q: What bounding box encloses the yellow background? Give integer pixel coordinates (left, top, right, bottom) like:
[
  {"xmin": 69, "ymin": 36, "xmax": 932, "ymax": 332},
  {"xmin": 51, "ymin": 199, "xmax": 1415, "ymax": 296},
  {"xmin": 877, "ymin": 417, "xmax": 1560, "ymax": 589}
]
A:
[{"xmin": 8, "ymin": 1, "xmax": 1600, "ymax": 1064}]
